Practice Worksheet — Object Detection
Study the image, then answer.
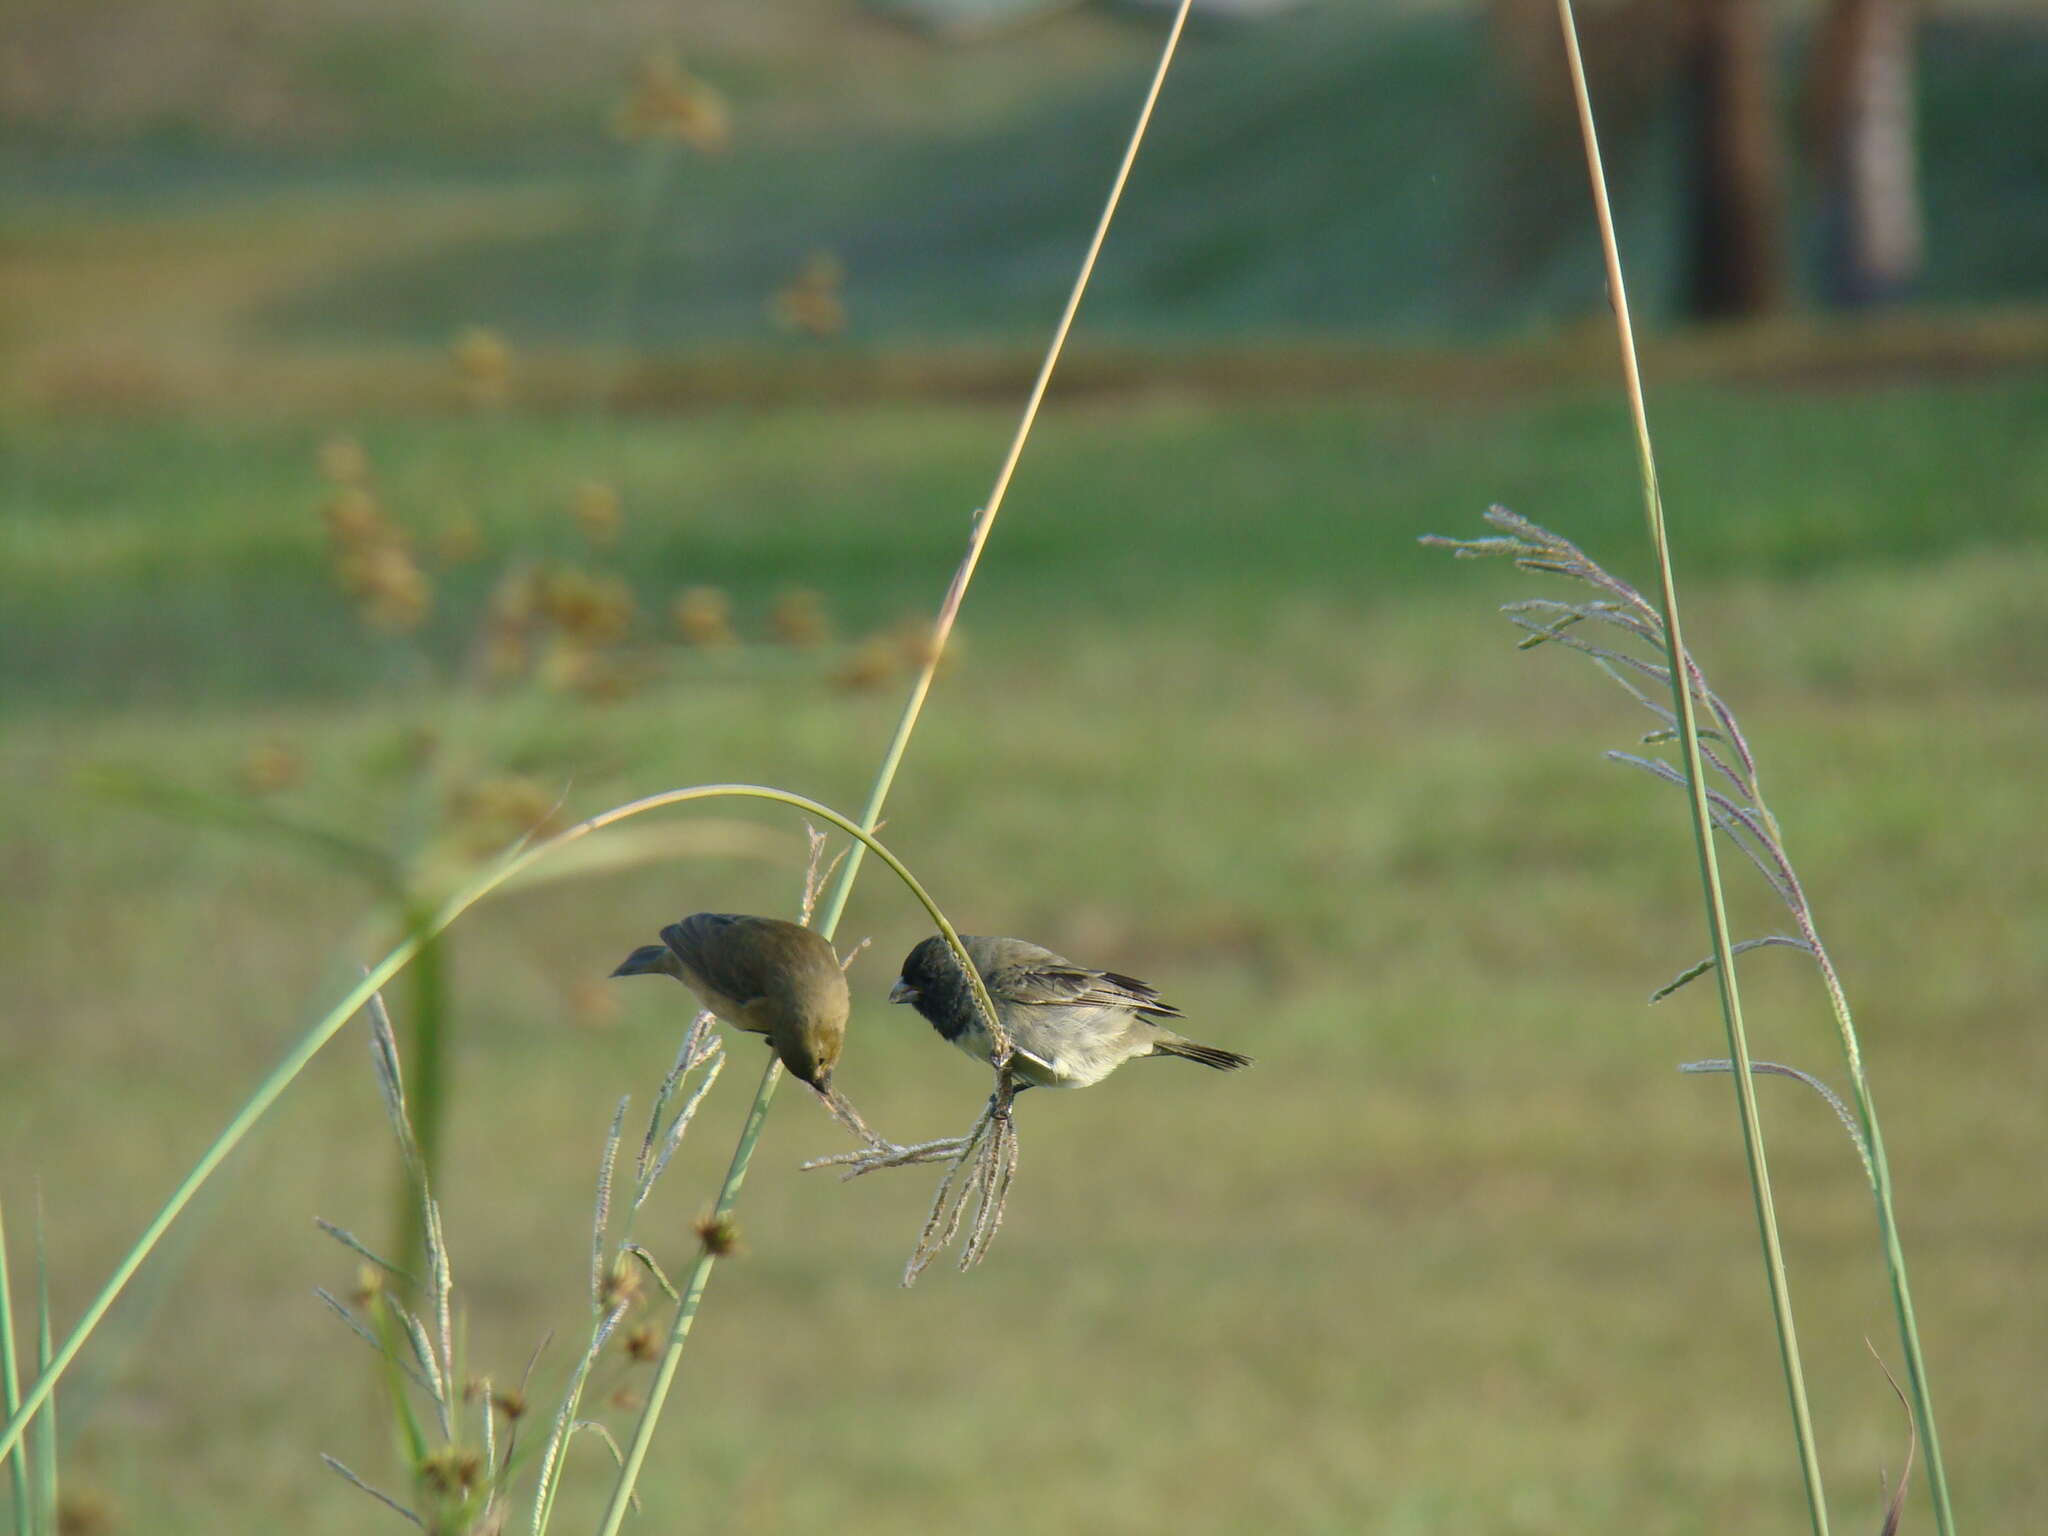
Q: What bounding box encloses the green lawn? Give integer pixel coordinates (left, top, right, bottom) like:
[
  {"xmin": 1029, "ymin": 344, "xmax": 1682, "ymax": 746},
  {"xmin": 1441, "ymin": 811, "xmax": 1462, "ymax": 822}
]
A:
[{"xmin": 3, "ymin": 377, "xmax": 2045, "ymax": 1531}]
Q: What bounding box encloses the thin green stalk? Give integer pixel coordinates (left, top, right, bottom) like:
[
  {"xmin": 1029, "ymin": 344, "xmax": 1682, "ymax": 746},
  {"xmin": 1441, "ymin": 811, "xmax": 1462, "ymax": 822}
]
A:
[
  {"xmin": 395, "ymin": 908, "xmax": 449, "ymax": 1292},
  {"xmin": 0, "ymin": 1201, "xmax": 27, "ymax": 1532},
  {"xmin": 1553, "ymin": 3, "xmax": 1829, "ymax": 1532},
  {"xmin": 813, "ymin": 0, "xmax": 1195, "ymax": 943},
  {"xmin": 0, "ymin": 785, "xmax": 981, "ymax": 1469},
  {"xmin": 32, "ymin": 1204, "xmax": 55, "ymax": 1534},
  {"xmin": 592, "ymin": 7, "xmax": 1196, "ymax": 1530},
  {"xmin": 1855, "ymin": 1102, "xmax": 1953, "ymax": 1532},
  {"xmin": 1796, "ymin": 916, "xmax": 1954, "ymax": 1529},
  {"xmin": 582, "ymin": 1055, "xmax": 778, "ymax": 1536}
]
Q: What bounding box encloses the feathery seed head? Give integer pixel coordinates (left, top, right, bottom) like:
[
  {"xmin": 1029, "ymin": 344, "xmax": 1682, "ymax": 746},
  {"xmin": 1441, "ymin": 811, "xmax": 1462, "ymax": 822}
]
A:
[
  {"xmin": 693, "ymin": 1213, "xmax": 741, "ymax": 1257},
  {"xmin": 671, "ymin": 586, "xmax": 737, "ymax": 648},
  {"xmin": 598, "ymin": 1255, "xmax": 645, "ymax": 1311},
  {"xmin": 317, "ymin": 433, "xmax": 371, "ymax": 487},
  {"xmin": 769, "ymin": 587, "xmax": 831, "ymax": 648},
  {"xmin": 242, "ymin": 739, "xmax": 303, "ymax": 795},
  {"xmin": 770, "ymin": 252, "xmax": 847, "ymax": 339},
  {"xmin": 612, "ymin": 51, "xmax": 730, "ymax": 152},
  {"xmin": 571, "ymin": 481, "xmax": 623, "ymax": 547},
  {"xmin": 434, "ymin": 510, "xmax": 484, "ymax": 566},
  {"xmin": 832, "ymin": 635, "xmax": 900, "ymax": 692},
  {"xmin": 350, "ymin": 1263, "xmax": 384, "ymax": 1309},
  {"xmin": 623, "ymin": 1324, "xmax": 660, "ymax": 1364},
  {"xmin": 418, "ymin": 1445, "xmax": 484, "ymax": 1495},
  {"xmin": 452, "ymin": 326, "xmax": 512, "ymax": 409}
]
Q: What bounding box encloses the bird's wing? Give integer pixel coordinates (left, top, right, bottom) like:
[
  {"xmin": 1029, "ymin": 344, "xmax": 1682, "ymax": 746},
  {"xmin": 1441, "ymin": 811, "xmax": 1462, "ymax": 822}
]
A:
[
  {"xmin": 994, "ymin": 960, "xmax": 1183, "ymax": 1021},
  {"xmin": 659, "ymin": 913, "xmax": 765, "ymax": 1005}
]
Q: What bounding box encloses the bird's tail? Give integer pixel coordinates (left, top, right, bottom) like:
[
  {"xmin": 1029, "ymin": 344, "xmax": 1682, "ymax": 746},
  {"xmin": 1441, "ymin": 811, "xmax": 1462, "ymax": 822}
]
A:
[{"xmin": 1154, "ymin": 1036, "xmax": 1252, "ymax": 1072}]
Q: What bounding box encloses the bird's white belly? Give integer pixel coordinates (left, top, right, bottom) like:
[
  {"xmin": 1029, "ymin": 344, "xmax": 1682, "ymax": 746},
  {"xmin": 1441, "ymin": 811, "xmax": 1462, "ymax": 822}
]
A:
[{"xmin": 948, "ymin": 1014, "xmax": 1131, "ymax": 1088}]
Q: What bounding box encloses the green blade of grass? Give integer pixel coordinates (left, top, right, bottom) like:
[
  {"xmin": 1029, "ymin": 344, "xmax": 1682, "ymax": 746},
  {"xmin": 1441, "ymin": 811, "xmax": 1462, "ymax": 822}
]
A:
[
  {"xmin": 1848, "ymin": 1082, "xmax": 1955, "ymax": 1532},
  {"xmin": 32, "ymin": 1201, "xmax": 57, "ymax": 1535},
  {"xmin": 371, "ymin": 1297, "xmax": 432, "ymax": 1473},
  {"xmin": 392, "ymin": 912, "xmax": 449, "ymax": 1295},
  {"xmin": 1552, "ymin": 2, "xmax": 1830, "ymax": 1532},
  {"xmin": 0, "ymin": 1201, "xmax": 28, "ymax": 1533}
]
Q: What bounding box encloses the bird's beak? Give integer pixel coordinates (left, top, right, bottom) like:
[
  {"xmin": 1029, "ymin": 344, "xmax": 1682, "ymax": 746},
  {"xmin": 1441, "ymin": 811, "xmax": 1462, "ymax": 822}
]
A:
[
  {"xmin": 887, "ymin": 978, "xmax": 916, "ymax": 1005},
  {"xmin": 611, "ymin": 944, "xmax": 673, "ymax": 978}
]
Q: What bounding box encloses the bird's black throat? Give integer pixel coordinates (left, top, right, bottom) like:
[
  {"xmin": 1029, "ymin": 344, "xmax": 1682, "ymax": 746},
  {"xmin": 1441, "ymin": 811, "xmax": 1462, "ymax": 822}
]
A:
[{"xmin": 898, "ymin": 936, "xmax": 984, "ymax": 1044}]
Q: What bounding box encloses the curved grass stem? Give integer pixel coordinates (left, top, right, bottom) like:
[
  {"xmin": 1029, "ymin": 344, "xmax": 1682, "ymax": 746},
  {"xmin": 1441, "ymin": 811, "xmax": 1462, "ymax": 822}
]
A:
[
  {"xmin": 0, "ymin": 785, "xmax": 985, "ymax": 1470},
  {"xmin": 1553, "ymin": 3, "xmax": 1829, "ymax": 1531}
]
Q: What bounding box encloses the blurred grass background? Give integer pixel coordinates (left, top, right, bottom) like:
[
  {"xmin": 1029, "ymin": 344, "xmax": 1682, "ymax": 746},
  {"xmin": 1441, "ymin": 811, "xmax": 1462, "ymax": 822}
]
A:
[{"xmin": 3, "ymin": 0, "xmax": 2046, "ymax": 1531}]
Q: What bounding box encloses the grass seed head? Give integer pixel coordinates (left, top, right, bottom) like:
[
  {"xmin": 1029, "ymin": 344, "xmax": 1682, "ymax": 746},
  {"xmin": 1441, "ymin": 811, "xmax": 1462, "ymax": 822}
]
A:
[
  {"xmin": 571, "ymin": 481, "xmax": 623, "ymax": 547},
  {"xmin": 771, "ymin": 251, "xmax": 847, "ymax": 339},
  {"xmin": 693, "ymin": 1213, "xmax": 742, "ymax": 1257},
  {"xmin": 539, "ymin": 567, "xmax": 636, "ymax": 646},
  {"xmin": 419, "ymin": 1445, "xmax": 484, "ymax": 1495},
  {"xmin": 452, "ymin": 326, "xmax": 513, "ymax": 409},
  {"xmin": 481, "ymin": 567, "xmax": 542, "ymax": 681},
  {"xmin": 831, "ymin": 635, "xmax": 901, "ymax": 692},
  {"xmin": 671, "ymin": 586, "xmax": 737, "ymax": 648},
  {"xmin": 598, "ymin": 1255, "xmax": 645, "ymax": 1312},
  {"xmin": 57, "ymin": 1488, "xmax": 118, "ymax": 1536},
  {"xmin": 613, "ymin": 51, "xmax": 730, "ymax": 152},
  {"xmin": 360, "ymin": 560, "xmax": 432, "ymax": 633},
  {"xmin": 434, "ymin": 510, "xmax": 485, "ymax": 566},
  {"xmin": 896, "ymin": 618, "xmax": 949, "ymax": 671},
  {"xmin": 623, "ymin": 1323, "xmax": 660, "ymax": 1364},
  {"xmin": 317, "ymin": 433, "xmax": 371, "ymax": 487},
  {"xmin": 321, "ymin": 486, "xmax": 385, "ymax": 543},
  {"xmin": 448, "ymin": 775, "xmax": 561, "ymax": 854},
  {"xmin": 350, "ymin": 1262, "xmax": 384, "ymax": 1309},
  {"xmin": 769, "ymin": 586, "xmax": 831, "ymax": 648},
  {"xmin": 241, "ymin": 739, "xmax": 303, "ymax": 795}
]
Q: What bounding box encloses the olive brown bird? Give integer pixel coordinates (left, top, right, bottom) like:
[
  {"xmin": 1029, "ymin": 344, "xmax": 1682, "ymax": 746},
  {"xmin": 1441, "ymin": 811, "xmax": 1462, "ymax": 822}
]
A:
[{"xmin": 613, "ymin": 913, "xmax": 849, "ymax": 1091}]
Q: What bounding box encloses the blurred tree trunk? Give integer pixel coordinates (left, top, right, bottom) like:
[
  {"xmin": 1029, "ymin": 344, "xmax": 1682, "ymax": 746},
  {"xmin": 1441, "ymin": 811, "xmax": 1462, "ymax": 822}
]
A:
[
  {"xmin": 1809, "ymin": 0, "xmax": 1923, "ymax": 306},
  {"xmin": 1679, "ymin": 0, "xmax": 1788, "ymax": 318}
]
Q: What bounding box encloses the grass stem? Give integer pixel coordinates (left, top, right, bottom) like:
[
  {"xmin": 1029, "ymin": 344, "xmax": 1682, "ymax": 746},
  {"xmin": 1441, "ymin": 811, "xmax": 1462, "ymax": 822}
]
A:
[
  {"xmin": 0, "ymin": 1201, "xmax": 26, "ymax": 1533},
  {"xmin": 394, "ymin": 911, "xmax": 448, "ymax": 1293},
  {"xmin": 1553, "ymin": 3, "xmax": 1829, "ymax": 1530}
]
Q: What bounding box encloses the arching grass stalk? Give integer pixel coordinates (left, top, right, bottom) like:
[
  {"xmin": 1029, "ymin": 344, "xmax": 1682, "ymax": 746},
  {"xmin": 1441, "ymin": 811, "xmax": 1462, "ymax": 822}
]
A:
[
  {"xmin": 594, "ymin": 4, "xmax": 1196, "ymax": 1530},
  {"xmin": 0, "ymin": 785, "xmax": 995, "ymax": 1470},
  {"xmin": 1552, "ymin": 2, "xmax": 1828, "ymax": 1532}
]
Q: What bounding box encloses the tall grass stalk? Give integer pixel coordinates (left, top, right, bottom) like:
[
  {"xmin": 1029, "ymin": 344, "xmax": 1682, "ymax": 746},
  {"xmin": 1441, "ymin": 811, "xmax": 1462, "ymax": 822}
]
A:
[
  {"xmin": 592, "ymin": 6, "xmax": 1195, "ymax": 1526},
  {"xmin": 396, "ymin": 909, "xmax": 448, "ymax": 1290},
  {"xmin": 0, "ymin": 1201, "xmax": 27, "ymax": 1532},
  {"xmin": 0, "ymin": 785, "xmax": 986, "ymax": 1470},
  {"xmin": 31, "ymin": 1205, "xmax": 55, "ymax": 1535},
  {"xmin": 1552, "ymin": 2, "xmax": 1827, "ymax": 1530}
]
